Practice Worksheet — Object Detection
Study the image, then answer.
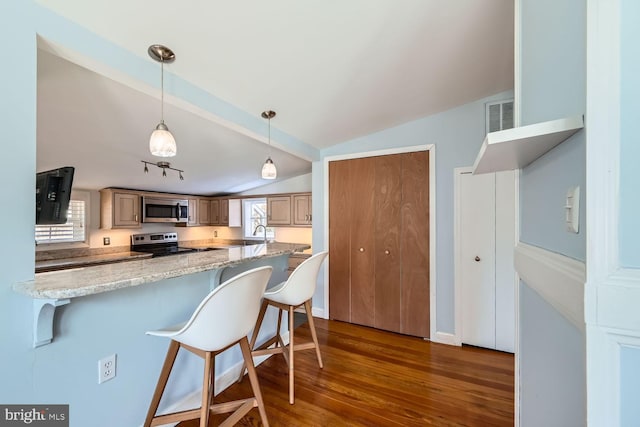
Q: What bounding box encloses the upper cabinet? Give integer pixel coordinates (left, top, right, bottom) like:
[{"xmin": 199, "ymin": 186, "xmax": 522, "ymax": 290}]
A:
[
  {"xmin": 99, "ymin": 188, "xmax": 309, "ymax": 229},
  {"xmin": 266, "ymin": 193, "xmax": 312, "ymax": 227},
  {"xmin": 219, "ymin": 199, "xmax": 229, "ymax": 225},
  {"xmin": 227, "ymin": 199, "xmax": 241, "ymax": 227},
  {"xmin": 187, "ymin": 198, "xmax": 198, "ymax": 226},
  {"xmin": 267, "ymin": 196, "xmax": 292, "ymax": 226},
  {"xmin": 100, "ymin": 189, "xmax": 141, "ymax": 229},
  {"xmin": 198, "ymin": 199, "xmax": 211, "ymax": 225},
  {"xmin": 472, "ymin": 115, "xmax": 584, "ymax": 175},
  {"xmin": 210, "ymin": 199, "xmax": 221, "ymax": 225},
  {"xmin": 292, "ymin": 194, "xmax": 312, "ymax": 226}
]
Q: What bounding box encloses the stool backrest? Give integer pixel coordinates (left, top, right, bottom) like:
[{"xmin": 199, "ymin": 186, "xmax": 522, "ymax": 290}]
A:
[
  {"xmin": 272, "ymin": 251, "xmax": 328, "ymax": 305},
  {"xmin": 172, "ymin": 266, "xmax": 272, "ymax": 351}
]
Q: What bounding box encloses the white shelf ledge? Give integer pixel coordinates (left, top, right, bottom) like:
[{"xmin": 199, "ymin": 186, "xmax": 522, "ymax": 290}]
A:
[{"xmin": 472, "ymin": 115, "xmax": 584, "ymax": 174}]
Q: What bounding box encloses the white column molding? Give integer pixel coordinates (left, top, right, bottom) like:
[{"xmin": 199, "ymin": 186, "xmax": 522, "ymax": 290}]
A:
[{"xmin": 514, "ymin": 243, "xmax": 586, "ymax": 332}]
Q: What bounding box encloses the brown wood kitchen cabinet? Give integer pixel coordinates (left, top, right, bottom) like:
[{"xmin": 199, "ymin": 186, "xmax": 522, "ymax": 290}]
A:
[
  {"xmin": 187, "ymin": 198, "xmax": 198, "ymax": 226},
  {"xmin": 198, "ymin": 199, "xmax": 211, "ymax": 225},
  {"xmin": 210, "ymin": 199, "xmax": 221, "ymax": 225},
  {"xmin": 219, "ymin": 198, "xmax": 229, "ymax": 225},
  {"xmin": 292, "ymin": 194, "xmax": 312, "ymax": 225},
  {"xmin": 329, "ymin": 151, "xmax": 430, "ymax": 338},
  {"xmin": 100, "ymin": 189, "xmax": 142, "ymax": 229},
  {"xmin": 267, "ymin": 196, "xmax": 292, "ymax": 226}
]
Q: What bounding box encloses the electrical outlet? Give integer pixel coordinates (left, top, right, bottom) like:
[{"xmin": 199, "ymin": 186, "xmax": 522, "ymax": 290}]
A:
[
  {"xmin": 98, "ymin": 354, "xmax": 116, "ymax": 384},
  {"xmin": 103, "ymin": 237, "xmax": 111, "ymax": 246}
]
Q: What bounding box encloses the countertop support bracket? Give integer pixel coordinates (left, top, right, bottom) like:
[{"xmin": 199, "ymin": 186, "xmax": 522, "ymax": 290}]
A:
[{"xmin": 34, "ymin": 298, "xmax": 70, "ymax": 348}]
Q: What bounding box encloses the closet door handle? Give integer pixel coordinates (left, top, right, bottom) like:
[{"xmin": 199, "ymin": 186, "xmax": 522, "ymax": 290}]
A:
[
  {"xmin": 359, "ymin": 247, "xmax": 365, "ymax": 252},
  {"xmin": 384, "ymin": 250, "xmax": 390, "ymax": 255}
]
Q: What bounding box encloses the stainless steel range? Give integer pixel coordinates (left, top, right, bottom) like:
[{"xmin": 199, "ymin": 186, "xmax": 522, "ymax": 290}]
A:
[{"xmin": 130, "ymin": 232, "xmax": 197, "ymax": 257}]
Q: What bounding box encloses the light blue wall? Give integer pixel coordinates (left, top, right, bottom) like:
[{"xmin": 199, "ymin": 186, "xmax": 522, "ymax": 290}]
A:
[
  {"xmin": 519, "ymin": 283, "xmax": 585, "ymax": 426},
  {"xmin": 520, "ymin": 132, "xmax": 586, "ymax": 261},
  {"xmin": 619, "ymin": 0, "xmax": 640, "ymax": 268},
  {"xmin": 519, "ymin": 0, "xmax": 586, "ymax": 126},
  {"xmin": 519, "ymin": 0, "xmax": 586, "ymax": 260},
  {"xmin": 518, "ymin": 0, "xmax": 587, "ymax": 425},
  {"xmin": 314, "ymin": 90, "xmax": 514, "ymax": 333},
  {"xmin": 619, "ymin": 1, "xmax": 640, "ymax": 424},
  {"xmin": 0, "ymin": 0, "xmax": 38, "ymax": 403},
  {"xmin": 621, "ymin": 345, "xmax": 640, "ymax": 425},
  {"xmin": 0, "ymin": 4, "xmax": 309, "ymax": 426}
]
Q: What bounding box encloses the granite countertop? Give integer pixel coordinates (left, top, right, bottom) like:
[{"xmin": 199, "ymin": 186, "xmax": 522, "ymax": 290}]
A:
[
  {"xmin": 15, "ymin": 242, "xmax": 309, "ymax": 300},
  {"xmin": 35, "ymin": 251, "xmax": 153, "ymax": 273},
  {"xmin": 178, "ymin": 242, "xmax": 242, "ymax": 250}
]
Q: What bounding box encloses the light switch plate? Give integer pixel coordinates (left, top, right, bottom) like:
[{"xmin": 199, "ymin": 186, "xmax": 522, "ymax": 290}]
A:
[{"xmin": 565, "ymin": 186, "xmax": 580, "ymax": 233}]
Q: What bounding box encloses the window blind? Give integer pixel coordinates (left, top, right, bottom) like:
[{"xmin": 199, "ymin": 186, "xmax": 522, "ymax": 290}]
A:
[{"xmin": 35, "ymin": 200, "xmax": 85, "ymax": 243}]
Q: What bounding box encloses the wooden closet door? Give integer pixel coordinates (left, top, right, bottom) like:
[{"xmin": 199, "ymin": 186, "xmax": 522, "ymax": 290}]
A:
[
  {"xmin": 374, "ymin": 154, "xmax": 402, "ymax": 332},
  {"xmin": 329, "ymin": 160, "xmax": 351, "ymax": 322},
  {"xmin": 400, "ymin": 151, "xmax": 430, "ymax": 337},
  {"xmin": 349, "ymin": 157, "xmax": 376, "ymax": 327},
  {"xmin": 329, "ymin": 152, "xmax": 430, "ymax": 338}
]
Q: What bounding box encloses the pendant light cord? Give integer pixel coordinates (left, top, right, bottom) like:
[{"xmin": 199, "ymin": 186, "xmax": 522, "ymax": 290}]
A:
[
  {"xmin": 268, "ymin": 116, "xmax": 272, "ymax": 157},
  {"xmin": 160, "ymin": 60, "xmax": 164, "ymax": 124}
]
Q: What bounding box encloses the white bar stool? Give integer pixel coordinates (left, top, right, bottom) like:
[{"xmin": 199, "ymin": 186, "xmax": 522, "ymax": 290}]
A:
[
  {"xmin": 143, "ymin": 266, "xmax": 272, "ymax": 427},
  {"xmin": 238, "ymin": 251, "xmax": 328, "ymax": 404}
]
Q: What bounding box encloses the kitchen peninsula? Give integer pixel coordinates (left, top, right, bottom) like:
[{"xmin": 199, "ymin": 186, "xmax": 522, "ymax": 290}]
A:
[{"xmin": 14, "ymin": 242, "xmax": 309, "ymax": 347}]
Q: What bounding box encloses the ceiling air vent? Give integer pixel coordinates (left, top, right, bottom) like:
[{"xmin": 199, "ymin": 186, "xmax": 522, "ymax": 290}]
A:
[{"xmin": 486, "ymin": 99, "xmax": 514, "ymax": 134}]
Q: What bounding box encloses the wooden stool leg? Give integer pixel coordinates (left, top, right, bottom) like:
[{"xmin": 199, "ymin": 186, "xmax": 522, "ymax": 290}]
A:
[
  {"xmin": 275, "ymin": 307, "xmax": 283, "ymax": 348},
  {"xmin": 200, "ymin": 351, "xmax": 214, "ymax": 427},
  {"xmin": 237, "ymin": 299, "xmax": 269, "ymax": 383},
  {"xmin": 144, "ymin": 340, "xmax": 180, "ymax": 427},
  {"xmin": 239, "ymin": 337, "xmax": 269, "ymax": 427},
  {"xmin": 304, "ymin": 300, "xmax": 323, "ymax": 368},
  {"xmin": 288, "ymin": 306, "xmax": 295, "ymax": 404}
]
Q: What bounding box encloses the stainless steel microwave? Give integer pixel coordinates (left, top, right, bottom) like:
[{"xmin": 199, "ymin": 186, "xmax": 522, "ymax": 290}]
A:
[{"xmin": 142, "ymin": 197, "xmax": 188, "ymax": 223}]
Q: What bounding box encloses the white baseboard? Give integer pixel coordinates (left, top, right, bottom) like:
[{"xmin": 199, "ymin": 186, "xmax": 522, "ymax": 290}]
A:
[
  {"xmin": 431, "ymin": 331, "xmax": 461, "ymax": 346},
  {"xmin": 514, "ymin": 242, "xmax": 586, "ymax": 331},
  {"xmin": 294, "ymin": 306, "xmax": 325, "ymax": 318}
]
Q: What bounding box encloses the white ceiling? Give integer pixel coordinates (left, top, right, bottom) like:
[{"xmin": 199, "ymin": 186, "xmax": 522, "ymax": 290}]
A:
[{"xmin": 36, "ymin": 0, "xmax": 514, "ymax": 195}]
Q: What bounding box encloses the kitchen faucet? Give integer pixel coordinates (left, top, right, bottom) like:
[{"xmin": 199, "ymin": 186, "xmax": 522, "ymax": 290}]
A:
[{"xmin": 253, "ymin": 224, "xmax": 268, "ymax": 243}]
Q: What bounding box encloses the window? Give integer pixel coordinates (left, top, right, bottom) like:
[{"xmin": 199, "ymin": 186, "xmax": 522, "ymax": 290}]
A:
[
  {"xmin": 242, "ymin": 198, "xmax": 275, "ymax": 240},
  {"xmin": 35, "ymin": 191, "xmax": 89, "ymax": 245}
]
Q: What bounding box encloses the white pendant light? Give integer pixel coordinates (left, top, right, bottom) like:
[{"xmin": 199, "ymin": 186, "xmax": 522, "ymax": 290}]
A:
[
  {"xmin": 261, "ymin": 110, "xmax": 277, "ymax": 180},
  {"xmin": 148, "ymin": 45, "xmax": 177, "ymax": 157}
]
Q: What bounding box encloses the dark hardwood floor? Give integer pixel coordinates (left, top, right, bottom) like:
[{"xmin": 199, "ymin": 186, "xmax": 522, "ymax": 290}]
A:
[{"xmin": 178, "ymin": 317, "xmax": 514, "ymax": 426}]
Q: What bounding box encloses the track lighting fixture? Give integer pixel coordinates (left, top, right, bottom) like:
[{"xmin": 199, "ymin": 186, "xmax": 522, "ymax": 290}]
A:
[{"xmin": 141, "ymin": 161, "xmax": 184, "ymax": 180}]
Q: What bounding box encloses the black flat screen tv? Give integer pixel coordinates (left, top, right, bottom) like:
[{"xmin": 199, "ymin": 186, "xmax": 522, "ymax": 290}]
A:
[{"xmin": 36, "ymin": 166, "xmax": 75, "ymax": 225}]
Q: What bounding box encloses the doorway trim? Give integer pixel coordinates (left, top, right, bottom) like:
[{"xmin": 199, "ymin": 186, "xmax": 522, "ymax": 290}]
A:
[{"xmin": 322, "ymin": 144, "xmax": 436, "ymax": 340}]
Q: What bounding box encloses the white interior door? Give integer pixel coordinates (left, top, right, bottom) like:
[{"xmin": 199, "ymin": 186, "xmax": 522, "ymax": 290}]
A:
[{"xmin": 457, "ymin": 169, "xmax": 515, "ymax": 352}]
